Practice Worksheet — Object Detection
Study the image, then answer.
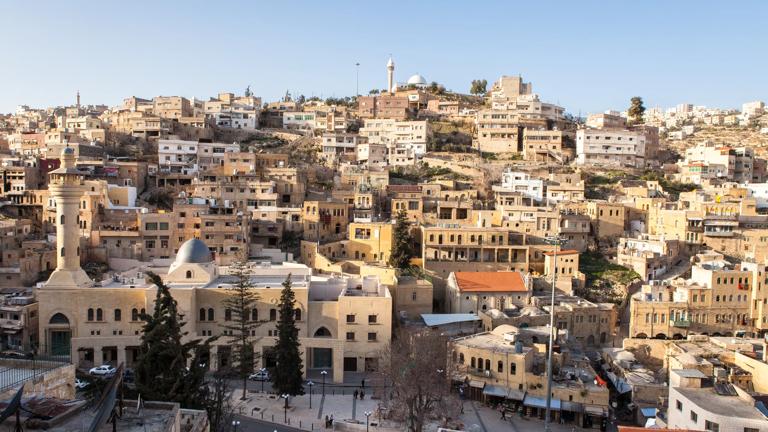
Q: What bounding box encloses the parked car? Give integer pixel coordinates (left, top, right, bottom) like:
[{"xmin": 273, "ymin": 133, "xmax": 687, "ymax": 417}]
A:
[
  {"xmin": 75, "ymin": 378, "xmax": 89, "ymax": 389},
  {"xmin": 88, "ymin": 365, "xmax": 116, "ymax": 376},
  {"xmin": 0, "ymin": 350, "xmax": 32, "ymax": 359},
  {"xmin": 248, "ymin": 370, "xmax": 270, "ymax": 381}
]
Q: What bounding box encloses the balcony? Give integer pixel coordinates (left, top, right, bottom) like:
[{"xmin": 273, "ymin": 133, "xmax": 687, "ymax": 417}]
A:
[{"xmin": 671, "ymin": 319, "xmax": 691, "ymax": 328}]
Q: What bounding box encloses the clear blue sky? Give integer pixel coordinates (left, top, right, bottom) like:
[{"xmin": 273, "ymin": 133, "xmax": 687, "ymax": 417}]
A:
[{"xmin": 1, "ymin": 0, "xmax": 766, "ymax": 115}]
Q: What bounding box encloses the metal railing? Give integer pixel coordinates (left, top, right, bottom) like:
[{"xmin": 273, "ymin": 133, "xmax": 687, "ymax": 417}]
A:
[{"xmin": 0, "ymin": 344, "xmax": 71, "ymax": 393}]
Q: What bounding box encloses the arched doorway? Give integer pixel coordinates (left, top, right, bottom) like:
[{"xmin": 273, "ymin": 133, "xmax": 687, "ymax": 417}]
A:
[
  {"xmin": 48, "ymin": 313, "xmax": 71, "ymax": 357},
  {"xmin": 587, "ymin": 335, "xmax": 596, "ymax": 346},
  {"xmin": 314, "ymin": 327, "xmax": 332, "ymax": 338},
  {"xmin": 654, "ymin": 333, "xmax": 667, "ymax": 340},
  {"xmin": 635, "ymin": 333, "xmax": 648, "ymax": 339}
]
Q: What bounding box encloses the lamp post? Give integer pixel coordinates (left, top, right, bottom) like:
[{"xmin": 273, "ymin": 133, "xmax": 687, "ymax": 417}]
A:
[
  {"xmin": 231, "ymin": 420, "xmax": 240, "ymax": 432},
  {"xmin": 543, "ymin": 230, "xmax": 568, "ymax": 432},
  {"xmin": 307, "ymin": 380, "xmax": 315, "ymax": 409},
  {"xmin": 281, "ymin": 394, "xmax": 289, "ymax": 423},
  {"xmin": 365, "ymin": 411, "xmax": 372, "ymax": 432},
  {"xmin": 320, "ymin": 370, "xmax": 328, "ymax": 396},
  {"xmin": 260, "ymin": 367, "xmax": 267, "ymax": 393}
]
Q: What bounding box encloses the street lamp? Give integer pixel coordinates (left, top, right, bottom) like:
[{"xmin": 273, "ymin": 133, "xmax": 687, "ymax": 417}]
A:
[
  {"xmin": 543, "ymin": 231, "xmax": 568, "ymax": 432},
  {"xmin": 320, "ymin": 370, "xmax": 328, "ymax": 396},
  {"xmin": 365, "ymin": 411, "xmax": 372, "ymax": 432},
  {"xmin": 281, "ymin": 394, "xmax": 290, "ymax": 423},
  {"xmin": 260, "ymin": 367, "xmax": 267, "ymax": 393},
  {"xmin": 307, "ymin": 380, "xmax": 315, "ymax": 409},
  {"xmin": 231, "ymin": 420, "xmax": 240, "ymax": 432}
]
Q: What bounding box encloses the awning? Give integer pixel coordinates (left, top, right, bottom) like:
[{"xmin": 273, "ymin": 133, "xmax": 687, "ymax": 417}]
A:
[
  {"xmin": 507, "ymin": 388, "xmax": 526, "ymax": 401},
  {"xmin": 469, "ymin": 380, "xmax": 485, "ymax": 389},
  {"xmin": 585, "ymin": 405, "xmax": 608, "ymax": 417},
  {"xmin": 640, "ymin": 407, "xmax": 658, "ymax": 418},
  {"xmin": 483, "ymin": 385, "xmax": 508, "ymax": 398},
  {"xmin": 524, "ymin": 395, "xmax": 561, "ymax": 410},
  {"xmin": 606, "ymin": 372, "xmax": 632, "ymax": 394},
  {"xmin": 561, "ymin": 401, "xmax": 583, "ymax": 413}
]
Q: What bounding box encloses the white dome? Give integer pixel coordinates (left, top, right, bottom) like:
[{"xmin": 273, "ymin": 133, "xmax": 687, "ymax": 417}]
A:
[{"xmin": 407, "ymin": 74, "xmax": 427, "ymax": 85}]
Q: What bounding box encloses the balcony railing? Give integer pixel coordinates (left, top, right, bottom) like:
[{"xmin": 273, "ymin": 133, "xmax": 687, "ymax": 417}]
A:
[{"xmin": 671, "ymin": 319, "xmax": 691, "ymax": 328}]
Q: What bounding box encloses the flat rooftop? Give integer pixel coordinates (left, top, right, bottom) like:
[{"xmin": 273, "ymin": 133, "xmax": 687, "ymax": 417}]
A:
[{"xmin": 674, "ymin": 386, "xmax": 766, "ymax": 421}]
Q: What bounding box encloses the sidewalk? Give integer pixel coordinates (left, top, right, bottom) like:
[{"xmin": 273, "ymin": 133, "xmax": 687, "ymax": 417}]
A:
[
  {"xmin": 461, "ymin": 402, "xmax": 592, "ymax": 432},
  {"xmin": 232, "ymin": 389, "xmax": 401, "ymax": 431}
]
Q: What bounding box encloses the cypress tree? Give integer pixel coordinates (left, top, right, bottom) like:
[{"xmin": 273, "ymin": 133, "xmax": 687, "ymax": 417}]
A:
[
  {"xmin": 135, "ymin": 272, "xmax": 209, "ymax": 408},
  {"xmin": 271, "ymin": 274, "xmax": 305, "ymax": 396},
  {"xmin": 388, "ymin": 209, "xmax": 415, "ymax": 270}
]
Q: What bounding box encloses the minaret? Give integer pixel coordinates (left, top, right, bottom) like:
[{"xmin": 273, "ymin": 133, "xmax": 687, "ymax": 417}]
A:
[
  {"xmin": 76, "ymin": 90, "xmax": 80, "ymax": 110},
  {"xmin": 387, "ymin": 56, "xmax": 395, "ymax": 95},
  {"xmin": 44, "ymin": 147, "xmax": 93, "ymax": 289}
]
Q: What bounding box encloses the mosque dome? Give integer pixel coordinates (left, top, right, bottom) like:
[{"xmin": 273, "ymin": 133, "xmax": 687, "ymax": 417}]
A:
[
  {"xmin": 62, "ymin": 146, "xmax": 75, "ymax": 155},
  {"xmin": 407, "ymin": 74, "xmax": 427, "ymax": 85},
  {"xmin": 175, "ymin": 239, "xmax": 213, "ymax": 264}
]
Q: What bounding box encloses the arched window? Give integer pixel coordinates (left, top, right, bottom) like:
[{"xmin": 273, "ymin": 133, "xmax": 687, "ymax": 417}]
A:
[
  {"xmin": 485, "ymin": 359, "xmax": 490, "ymax": 370},
  {"xmin": 140, "ymin": 308, "xmax": 146, "ymax": 316},
  {"xmin": 77, "ymin": 246, "xmax": 80, "ymax": 256},
  {"xmin": 186, "ymin": 270, "xmax": 193, "ymax": 279},
  {"xmin": 49, "ymin": 313, "xmax": 70, "ymax": 325},
  {"xmin": 199, "ymin": 308, "xmax": 206, "ymax": 321},
  {"xmin": 114, "ymin": 309, "xmax": 122, "ymax": 321},
  {"xmin": 459, "ymin": 353, "xmax": 465, "ymax": 364},
  {"xmin": 478, "ymin": 357, "xmax": 484, "ymax": 370},
  {"xmin": 132, "ymin": 308, "xmax": 139, "ymax": 321},
  {"xmin": 225, "ymin": 308, "xmax": 232, "ymax": 321},
  {"xmin": 295, "ymin": 308, "xmax": 302, "ymax": 321},
  {"xmin": 96, "ymin": 308, "xmax": 103, "ymax": 321},
  {"xmin": 207, "ymin": 308, "xmax": 214, "ymax": 321},
  {"xmin": 60, "ymin": 215, "xmax": 65, "ymax": 225},
  {"xmin": 243, "ymin": 309, "xmax": 250, "ymax": 321},
  {"xmin": 61, "ymin": 247, "xmax": 65, "ymax": 257},
  {"xmin": 314, "ymin": 327, "xmax": 332, "ymax": 337},
  {"xmin": 498, "ymin": 361, "xmax": 503, "ymax": 373},
  {"xmin": 269, "ymin": 309, "xmax": 277, "ymax": 321},
  {"xmin": 251, "ymin": 308, "xmax": 258, "ymax": 321},
  {"xmin": 470, "ymin": 357, "xmax": 476, "ymax": 368},
  {"xmin": 87, "ymin": 308, "xmax": 94, "ymax": 321}
]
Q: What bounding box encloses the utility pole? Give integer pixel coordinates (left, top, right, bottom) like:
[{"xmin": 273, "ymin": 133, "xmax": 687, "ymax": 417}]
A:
[
  {"xmin": 356, "ymin": 62, "xmax": 360, "ymax": 98},
  {"xmin": 544, "ymin": 226, "xmax": 567, "ymax": 432}
]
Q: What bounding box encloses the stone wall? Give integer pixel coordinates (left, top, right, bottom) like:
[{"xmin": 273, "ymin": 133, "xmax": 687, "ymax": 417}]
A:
[{"xmin": 0, "ymin": 362, "xmax": 75, "ymax": 400}]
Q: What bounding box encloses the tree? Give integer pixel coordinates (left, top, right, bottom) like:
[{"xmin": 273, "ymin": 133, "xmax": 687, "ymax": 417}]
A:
[
  {"xmin": 628, "ymin": 96, "xmax": 646, "ymax": 125},
  {"xmin": 388, "ymin": 209, "xmax": 415, "ymax": 270},
  {"xmin": 470, "ymin": 79, "xmax": 487, "ymax": 95},
  {"xmin": 428, "ymin": 81, "xmax": 439, "ymax": 92},
  {"xmin": 221, "ymin": 259, "xmax": 263, "ymax": 400},
  {"xmin": 379, "ymin": 329, "xmax": 459, "ymax": 432},
  {"xmin": 146, "ymin": 187, "xmax": 175, "ymax": 211},
  {"xmin": 369, "ymin": 89, "xmax": 381, "ymax": 95},
  {"xmin": 270, "ymin": 275, "xmax": 305, "ymax": 396},
  {"xmin": 205, "ymin": 373, "xmax": 235, "ymax": 432},
  {"xmin": 135, "ymin": 272, "xmax": 211, "ymax": 409},
  {"xmin": 244, "ymin": 85, "xmax": 252, "ymax": 97}
]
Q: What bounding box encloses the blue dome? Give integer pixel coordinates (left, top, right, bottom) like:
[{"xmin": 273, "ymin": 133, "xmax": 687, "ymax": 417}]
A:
[{"xmin": 175, "ymin": 239, "xmax": 213, "ymax": 264}]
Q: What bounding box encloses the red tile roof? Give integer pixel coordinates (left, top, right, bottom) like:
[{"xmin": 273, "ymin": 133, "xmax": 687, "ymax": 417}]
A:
[{"xmin": 454, "ymin": 271, "xmax": 528, "ymax": 292}]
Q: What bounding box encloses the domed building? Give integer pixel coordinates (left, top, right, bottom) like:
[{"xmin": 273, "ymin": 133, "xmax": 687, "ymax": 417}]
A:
[{"xmin": 406, "ymin": 74, "xmax": 428, "ymax": 87}]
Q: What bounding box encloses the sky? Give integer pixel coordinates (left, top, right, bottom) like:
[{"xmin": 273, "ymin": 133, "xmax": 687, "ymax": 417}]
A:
[{"xmin": 1, "ymin": 1, "xmax": 766, "ymax": 115}]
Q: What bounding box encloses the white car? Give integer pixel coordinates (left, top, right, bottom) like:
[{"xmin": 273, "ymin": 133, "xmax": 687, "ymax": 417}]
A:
[
  {"xmin": 75, "ymin": 378, "xmax": 89, "ymax": 389},
  {"xmin": 248, "ymin": 370, "xmax": 270, "ymax": 381},
  {"xmin": 89, "ymin": 365, "xmax": 116, "ymax": 376}
]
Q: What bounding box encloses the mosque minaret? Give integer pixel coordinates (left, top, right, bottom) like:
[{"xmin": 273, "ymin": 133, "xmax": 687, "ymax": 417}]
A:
[{"xmin": 44, "ymin": 146, "xmax": 93, "ymax": 289}]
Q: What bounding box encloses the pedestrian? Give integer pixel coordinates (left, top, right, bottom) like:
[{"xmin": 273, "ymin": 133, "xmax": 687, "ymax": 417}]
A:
[
  {"xmin": 500, "ymin": 409, "xmax": 507, "ymax": 420},
  {"xmin": 361, "ymin": 379, "xmax": 365, "ymax": 388},
  {"xmin": 354, "ymin": 389, "xmax": 359, "ymax": 399},
  {"xmin": 325, "ymin": 415, "xmax": 329, "ymax": 428},
  {"xmin": 330, "ymin": 414, "xmax": 334, "ymax": 426},
  {"xmin": 360, "ymin": 389, "xmax": 365, "ymax": 400}
]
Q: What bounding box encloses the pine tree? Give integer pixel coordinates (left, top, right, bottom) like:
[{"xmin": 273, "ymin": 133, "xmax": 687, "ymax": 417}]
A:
[
  {"xmin": 221, "ymin": 260, "xmax": 263, "ymax": 400},
  {"xmin": 270, "ymin": 274, "xmax": 305, "ymax": 396},
  {"xmin": 388, "ymin": 209, "xmax": 415, "ymax": 270},
  {"xmin": 628, "ymin": 96, "xmax": 646, "ymax": 125},
  {"xmin": 135, "ymin": 272, "xmax": 210, "ymax": 408}
]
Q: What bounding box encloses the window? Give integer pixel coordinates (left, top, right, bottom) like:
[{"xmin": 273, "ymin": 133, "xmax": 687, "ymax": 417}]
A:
[
  {"xmin": 295, "ymin": 309, "xmax": 302, "ymax": 321},
  {"xmin": 186, "ymin": 270, "xmax": 193, "ymax": 279},
  {"xmin": 497, "ymin": 361, "xmax": 503, "ymax": 373},
  {"xmin": 251, "ymin": 308, "xmax": 258, "ymax": 321},
  {"xmin": 485, "ymin": 359, "xmax": 490, "ymax": 370},
  {"xmin": 511, "ymin": 363, "xmax": 517, "ymax": 375},
  {"xmin": 704, "ymin": 421, "xmax": 719, "ymax": 432},
  {"xmin": 145, "ymin": 222, "xmax": 158, "ymax": 230},
  {"xmin": 690, "ymin": 411, "xmax": 698, "ymax": 423},
  {"xmin": 199, "ymin": 308, "xmax": 205, "ymax": 321},
  {"xmin": 114, "ymin": 309, "xmax": 121, "ymax": 321},
  {"xmin": 346, "ymin": 314, "xmax": 356, "ymax": 323},
  {"xmin": 471, "ymin": 357, "xmax": 476, "ymax": 368},
  {"xmin": 270, "ymin": 309, "xmax": 277, "ymax": 321},
  {"xmin": 368, "ymin": 315, "xmax": 377, "ymax": 324},
  {"xmin": 208, "ymin": 308, "xmax": 215, "ymax": 321},
  {"xmin": 459, "ymin": 353, "xmax": 465, "ymax": 364},
  {"xmin": 87, "ymin": 308, "xmax": 94, "ymax": 321},
  {"xmin": 96, "ymin": 308, "xmax": 103, "ymax": 321},
  {"xmin": 676, "ymin": 400, "xmax": 683, "ymax": 411},
  {"xmin": 367, "ymin": 332, "xmax": 377, "ymax": 341},
  {"xmin": 225, "ymin": 308, "xmax": 232, "ymax": 321},
  {"xmin": 346, "ymin": 332, "xmax": 355, "ymax": 341}
]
